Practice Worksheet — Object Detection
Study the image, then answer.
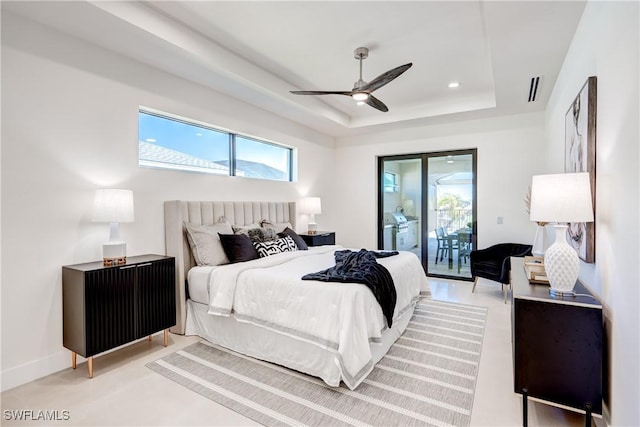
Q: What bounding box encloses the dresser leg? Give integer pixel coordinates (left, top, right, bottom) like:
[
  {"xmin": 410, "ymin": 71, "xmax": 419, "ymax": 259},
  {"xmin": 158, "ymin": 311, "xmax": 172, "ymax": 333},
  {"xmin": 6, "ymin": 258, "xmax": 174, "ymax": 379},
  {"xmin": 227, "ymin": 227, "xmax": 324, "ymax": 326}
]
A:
[
  {"xmin": 164, "ymin": 329, "xmax": 169, "ymax": 347},
  {"xmin": 585, "ymin": 403, "xmax": 592, "ymax": 427},
  {"xmin": 71, "ymin": 352, "xmax": 77, "ymax": 369},
  {"xmin": 88, "ymin": 356, "xmax": 94, "ymax": 378},
  {"xmin": 522, "ymin": 388, "xmax": 528, "ymax": 427},
  {"xmin": 148, "ymin": 335, "xmax": 152, "ymax": 342}
]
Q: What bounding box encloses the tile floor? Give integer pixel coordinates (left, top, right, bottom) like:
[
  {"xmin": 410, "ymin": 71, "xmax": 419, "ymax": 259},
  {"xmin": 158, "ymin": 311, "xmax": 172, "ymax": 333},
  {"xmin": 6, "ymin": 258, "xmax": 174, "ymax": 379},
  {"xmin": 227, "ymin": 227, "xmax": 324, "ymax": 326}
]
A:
[{"xmin": 1, "ymin": 278, "xmax": 589, "ymax": 426}]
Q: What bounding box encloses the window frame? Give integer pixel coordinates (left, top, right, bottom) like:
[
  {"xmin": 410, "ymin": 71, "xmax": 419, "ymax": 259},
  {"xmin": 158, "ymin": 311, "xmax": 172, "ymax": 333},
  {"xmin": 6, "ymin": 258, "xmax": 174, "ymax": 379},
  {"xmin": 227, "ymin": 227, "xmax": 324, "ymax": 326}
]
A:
[{"xmin": 138, "ymin": 108, "xmax": 294, "ymax": 182}]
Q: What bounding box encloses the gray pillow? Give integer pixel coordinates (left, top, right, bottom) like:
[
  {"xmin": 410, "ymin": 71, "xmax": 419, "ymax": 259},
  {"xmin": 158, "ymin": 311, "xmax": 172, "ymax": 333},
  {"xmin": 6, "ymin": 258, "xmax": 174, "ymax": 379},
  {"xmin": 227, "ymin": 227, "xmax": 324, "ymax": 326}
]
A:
[
  {"xmin": 232, "ymin": 223, "xmax": 261, "ymax": 235},
  {"xmin": 184, "ymin": 222, "xmax": 234, "ymax": 266},
  {"xmin": 247, "ymin": 227, "xmax": 277, "ymax": 243},
  {"xmin": 260, "ymin": 219, "xmax": 293, "ymax": 234}
]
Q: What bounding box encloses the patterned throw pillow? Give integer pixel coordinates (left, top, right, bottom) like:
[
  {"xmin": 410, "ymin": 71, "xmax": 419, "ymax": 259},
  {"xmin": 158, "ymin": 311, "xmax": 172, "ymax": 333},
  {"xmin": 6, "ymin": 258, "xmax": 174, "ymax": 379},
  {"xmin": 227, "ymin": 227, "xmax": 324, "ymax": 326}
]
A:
[
  {"xmin": 246, "ymin": 227, "xmax": 277, "ymax": 243},
  {"xmin": 277, "ymin": 227, "xmax": 309, "ymax": 250},
  {"xmin": 259, "ymin": 219, "xmax": 293, "ymax": 233},
  {"xmin": 253, "ymin": 236, "xmax": 298, "ymax": 258}
]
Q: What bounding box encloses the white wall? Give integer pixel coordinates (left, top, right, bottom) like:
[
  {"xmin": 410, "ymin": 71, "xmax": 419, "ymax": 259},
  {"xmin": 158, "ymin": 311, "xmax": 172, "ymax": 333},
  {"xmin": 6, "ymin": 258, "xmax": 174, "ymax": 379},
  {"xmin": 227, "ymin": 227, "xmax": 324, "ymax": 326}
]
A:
[
  {"xmin": 544, "ymin": 1, "xmax": 639, "ymax": 424},
  {"xmin": 334, "ymin": 113, "xmax": 546, "ymax": 250},
  {"xmin": 0, "ymin": 13, "xmax": 337, "ymax": 390}
]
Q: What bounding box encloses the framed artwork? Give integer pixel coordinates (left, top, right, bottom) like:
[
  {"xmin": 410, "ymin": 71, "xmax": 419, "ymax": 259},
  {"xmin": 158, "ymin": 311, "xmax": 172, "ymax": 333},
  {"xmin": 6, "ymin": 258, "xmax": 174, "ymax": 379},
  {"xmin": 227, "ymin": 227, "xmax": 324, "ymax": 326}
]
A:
[{"xmin": 564, "ymin": 76, "xmax": 596, "ymax": 263}]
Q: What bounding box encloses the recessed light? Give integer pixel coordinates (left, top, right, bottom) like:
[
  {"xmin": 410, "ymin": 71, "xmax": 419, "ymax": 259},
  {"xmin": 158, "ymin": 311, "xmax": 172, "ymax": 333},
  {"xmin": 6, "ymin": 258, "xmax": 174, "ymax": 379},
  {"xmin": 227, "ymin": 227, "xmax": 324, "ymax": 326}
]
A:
[
  {"xmin": 448, "ymin": 81, "xmax": 460, "ymax": 89},
  {"xmin": 195, "ymin": 133, "xmax": 202, "ymax": 137},
  {"xmin": 446, "ymin": 155, "xmax": 454, "ymax": 164},
  {"xmin": 145, "ymin": 138, "xmax": 157, "ymax": 143}
]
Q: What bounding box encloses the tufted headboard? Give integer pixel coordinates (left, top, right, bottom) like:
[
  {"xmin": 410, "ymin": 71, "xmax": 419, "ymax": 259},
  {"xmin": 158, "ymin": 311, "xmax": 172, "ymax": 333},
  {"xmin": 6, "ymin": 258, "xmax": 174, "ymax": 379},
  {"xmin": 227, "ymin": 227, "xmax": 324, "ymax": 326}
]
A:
[{"xmin": 164, "ymin": 200, "xmax": 297, "ymax": 334}]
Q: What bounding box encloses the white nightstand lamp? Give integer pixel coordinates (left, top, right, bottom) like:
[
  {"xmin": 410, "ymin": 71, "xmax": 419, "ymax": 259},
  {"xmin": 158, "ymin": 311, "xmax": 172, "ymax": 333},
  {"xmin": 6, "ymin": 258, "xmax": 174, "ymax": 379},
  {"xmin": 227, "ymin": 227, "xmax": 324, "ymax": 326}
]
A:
[
  {"xmin": 529, "ymin": 173, "xmax": 594, "ymax": 296},
  {"xmin": 302, "ymin": 197, "xmax": 322, "ymax": 234},
  {"xmin": 92, "ymin": 189, "xmax": 135, "ymax": 265}
]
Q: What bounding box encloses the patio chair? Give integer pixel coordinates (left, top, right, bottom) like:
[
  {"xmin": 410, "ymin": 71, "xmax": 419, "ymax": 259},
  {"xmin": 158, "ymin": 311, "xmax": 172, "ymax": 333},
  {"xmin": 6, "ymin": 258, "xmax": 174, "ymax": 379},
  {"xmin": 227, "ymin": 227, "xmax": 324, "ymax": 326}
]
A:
[
  {"xmin": 435, "ymin": 227, "xmax": 458, "ymax": 264},
  {"xmin": 457, "ymin": 232, "xmax": 473, "ymax": 273}
]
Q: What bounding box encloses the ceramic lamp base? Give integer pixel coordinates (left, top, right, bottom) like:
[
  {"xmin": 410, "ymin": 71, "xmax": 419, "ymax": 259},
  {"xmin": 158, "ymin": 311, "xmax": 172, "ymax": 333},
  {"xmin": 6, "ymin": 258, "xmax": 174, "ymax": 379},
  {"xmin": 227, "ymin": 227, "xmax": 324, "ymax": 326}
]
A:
[
  {"xmin": 103, "ymin": 241, "xmax": 126, "ymax": 266},
  {"xmin": 544, "ymin": 224, "xmax": 579, "ymax": 294}
]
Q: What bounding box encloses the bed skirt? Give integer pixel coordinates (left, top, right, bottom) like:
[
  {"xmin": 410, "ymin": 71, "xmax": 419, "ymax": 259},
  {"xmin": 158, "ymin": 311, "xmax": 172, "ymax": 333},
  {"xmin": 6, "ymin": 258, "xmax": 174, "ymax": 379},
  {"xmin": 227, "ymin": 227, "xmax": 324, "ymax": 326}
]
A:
[{"xmin": 184, "ymin": 298, "xmax": 416, "ymax": 389}]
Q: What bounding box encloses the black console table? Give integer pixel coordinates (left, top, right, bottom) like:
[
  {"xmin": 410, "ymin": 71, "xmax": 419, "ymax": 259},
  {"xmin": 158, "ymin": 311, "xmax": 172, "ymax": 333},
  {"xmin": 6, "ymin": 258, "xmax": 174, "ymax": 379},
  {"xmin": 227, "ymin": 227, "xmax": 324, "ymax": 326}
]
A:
[
  {"xmin": 62, "ymin": 254, "xmax": 175, "ymax": 377},
  {"xmin": 510, "ymin": 257, "xmax": 603, "ymax": 424}
]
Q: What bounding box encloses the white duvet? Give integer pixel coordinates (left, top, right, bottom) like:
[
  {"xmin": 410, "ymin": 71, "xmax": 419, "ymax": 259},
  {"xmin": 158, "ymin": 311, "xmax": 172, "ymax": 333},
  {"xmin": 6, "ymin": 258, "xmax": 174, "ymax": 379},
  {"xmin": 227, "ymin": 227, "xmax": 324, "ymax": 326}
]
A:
[{"xmin": 205, "ymin": 245, "xmax": 428, "ymax": 389}]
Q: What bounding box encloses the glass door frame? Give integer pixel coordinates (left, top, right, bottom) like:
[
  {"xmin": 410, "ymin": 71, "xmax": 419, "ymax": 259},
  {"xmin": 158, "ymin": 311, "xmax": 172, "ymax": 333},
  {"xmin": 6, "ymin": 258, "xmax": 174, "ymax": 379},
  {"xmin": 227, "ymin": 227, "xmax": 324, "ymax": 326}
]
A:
[{"xmin": 377, "ymin": 149, "xmax": 477, "ymax": 281}]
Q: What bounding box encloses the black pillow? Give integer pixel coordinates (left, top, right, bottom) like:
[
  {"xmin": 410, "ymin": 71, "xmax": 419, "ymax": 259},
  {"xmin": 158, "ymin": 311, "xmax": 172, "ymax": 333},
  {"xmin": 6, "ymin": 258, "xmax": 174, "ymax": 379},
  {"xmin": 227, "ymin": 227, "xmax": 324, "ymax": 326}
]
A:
[
  {"xmin": 218, "ymin": 233, "xmax": 259, "ymax": 263},
  {"xmin": 278, "ymin": 227, "xmax": 308, "ymax": 250}
]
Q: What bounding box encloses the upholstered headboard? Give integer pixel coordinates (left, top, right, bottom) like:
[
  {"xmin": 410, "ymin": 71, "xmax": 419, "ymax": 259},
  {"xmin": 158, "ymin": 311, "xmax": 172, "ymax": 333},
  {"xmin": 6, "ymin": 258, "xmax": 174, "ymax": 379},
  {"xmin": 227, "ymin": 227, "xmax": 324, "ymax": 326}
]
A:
[{"xmin": 164, "ymin": 200, "xmax": 297, "ymax": 334}]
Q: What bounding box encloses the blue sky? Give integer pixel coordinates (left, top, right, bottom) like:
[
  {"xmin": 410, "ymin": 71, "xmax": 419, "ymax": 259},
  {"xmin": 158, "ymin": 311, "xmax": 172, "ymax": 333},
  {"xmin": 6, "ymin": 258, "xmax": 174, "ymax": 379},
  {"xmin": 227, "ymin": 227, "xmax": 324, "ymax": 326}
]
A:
[{"xmin": 138, "ymin": 112, "xmax": 289, "ymax": 171}]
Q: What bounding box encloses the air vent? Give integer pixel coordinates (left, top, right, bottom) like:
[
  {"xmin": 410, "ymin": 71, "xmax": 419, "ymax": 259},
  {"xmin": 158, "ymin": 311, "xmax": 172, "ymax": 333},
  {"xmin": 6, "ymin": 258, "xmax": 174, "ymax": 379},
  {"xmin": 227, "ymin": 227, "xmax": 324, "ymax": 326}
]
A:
[{"xmin": 528, "ymin": 76, "xmax": 541, "ymax": 102}]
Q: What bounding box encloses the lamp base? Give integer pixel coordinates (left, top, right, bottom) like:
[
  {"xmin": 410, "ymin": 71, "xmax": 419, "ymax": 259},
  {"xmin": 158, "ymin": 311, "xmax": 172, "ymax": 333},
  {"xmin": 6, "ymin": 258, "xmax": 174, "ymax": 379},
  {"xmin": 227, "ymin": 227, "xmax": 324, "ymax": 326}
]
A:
[
  {"xmin": 307, "ymin": 222, "xmax": 317, "ymax": 235},
  {"xmin": 544, "ymin": 224, "xmax": 579, "ymax": 294},
  {"xmin": 103, "ymin": 242, "xmax": 126, "ymax": 266},
  {"xmin": 548, "ymin": 289, "xmax": 576, "ymax": 297}
]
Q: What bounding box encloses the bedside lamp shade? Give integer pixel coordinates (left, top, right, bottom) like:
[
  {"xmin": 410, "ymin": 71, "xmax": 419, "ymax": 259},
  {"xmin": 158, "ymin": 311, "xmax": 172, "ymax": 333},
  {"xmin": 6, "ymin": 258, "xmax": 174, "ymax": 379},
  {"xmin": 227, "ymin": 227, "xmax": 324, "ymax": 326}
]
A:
[
  {"xmin": 529, "ymin": 173, "xmax": 593, "ymax": 295},
  {"xmin": 302, "ymin": 197, "xmax": 322, "ymax": 234},
  {"xmin": 93, "ymin": 189, "xmax": 134, "ymax": 265}
]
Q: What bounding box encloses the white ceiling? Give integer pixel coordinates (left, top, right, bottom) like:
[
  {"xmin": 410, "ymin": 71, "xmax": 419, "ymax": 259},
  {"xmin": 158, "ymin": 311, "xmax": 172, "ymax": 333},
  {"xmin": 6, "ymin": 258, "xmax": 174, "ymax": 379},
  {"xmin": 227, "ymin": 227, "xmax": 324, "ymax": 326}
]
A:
[{"xmin": 4, "ymin": 1, "xmax": 586, "ymax": 137}]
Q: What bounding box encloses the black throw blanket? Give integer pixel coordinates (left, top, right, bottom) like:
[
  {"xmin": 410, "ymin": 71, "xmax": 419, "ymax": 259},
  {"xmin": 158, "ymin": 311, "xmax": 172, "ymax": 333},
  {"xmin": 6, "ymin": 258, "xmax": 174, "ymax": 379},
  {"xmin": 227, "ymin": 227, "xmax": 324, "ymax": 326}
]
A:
[{"xmin": 302, "ymin": 249, "xmax": 398, "ymax": 327}]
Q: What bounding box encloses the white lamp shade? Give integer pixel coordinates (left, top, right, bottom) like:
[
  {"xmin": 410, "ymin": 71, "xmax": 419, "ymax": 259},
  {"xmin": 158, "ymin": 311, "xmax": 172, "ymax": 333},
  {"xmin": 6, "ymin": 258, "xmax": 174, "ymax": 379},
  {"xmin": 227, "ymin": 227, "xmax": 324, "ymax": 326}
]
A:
[
  {"xmin": 92, "ymin": 189, "xmax": 135, "ymax": 223},
  {"xmin": 529, "ymin": 173, "xmax": 594, "ymax": 224},
  {"xmin": 303, "ymin": 197, "xmax": 322, "ymax": 215}
]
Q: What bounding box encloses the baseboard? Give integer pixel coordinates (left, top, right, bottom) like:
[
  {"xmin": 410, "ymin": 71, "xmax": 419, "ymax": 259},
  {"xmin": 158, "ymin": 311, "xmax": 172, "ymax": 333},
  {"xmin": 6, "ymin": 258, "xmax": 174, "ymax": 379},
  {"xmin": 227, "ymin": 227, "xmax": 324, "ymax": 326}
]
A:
[
  {"xmin": 1, "ymin": 334, "xmax": 165, "ymax": 392},
  {"xmin": 1, "ymin": 350, "xmax": 70, "ymax": 392}
]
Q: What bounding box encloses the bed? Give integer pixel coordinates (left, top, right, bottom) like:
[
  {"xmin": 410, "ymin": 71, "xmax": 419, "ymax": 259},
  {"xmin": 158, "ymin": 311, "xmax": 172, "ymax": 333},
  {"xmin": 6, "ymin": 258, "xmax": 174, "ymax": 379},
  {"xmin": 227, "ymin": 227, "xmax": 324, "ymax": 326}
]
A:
[{"xmin": 164, "ymin": 200, "xmax": 429, "ymax": 389}]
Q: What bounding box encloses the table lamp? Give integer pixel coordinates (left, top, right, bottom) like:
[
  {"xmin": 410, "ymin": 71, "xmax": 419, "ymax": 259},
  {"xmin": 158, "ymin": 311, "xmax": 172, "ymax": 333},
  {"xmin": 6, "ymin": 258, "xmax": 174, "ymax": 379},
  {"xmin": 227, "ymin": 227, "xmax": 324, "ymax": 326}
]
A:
[
  {"xmin": 529, "ymin": 173, "xmax": 594, "ymax": 295},
  {"xmin": 92, "ymin": 189, "xmax": 135, "ymax": 265},
  {"xmin": 303, "ymin": 197, "xmax": 322, "ymax": 234}
]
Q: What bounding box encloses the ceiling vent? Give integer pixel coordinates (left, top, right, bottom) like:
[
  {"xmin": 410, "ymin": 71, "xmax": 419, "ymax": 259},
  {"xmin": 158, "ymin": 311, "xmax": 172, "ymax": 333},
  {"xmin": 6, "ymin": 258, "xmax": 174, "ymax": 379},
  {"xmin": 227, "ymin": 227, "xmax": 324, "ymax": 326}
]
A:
[{"xmin": 528, "ymin": 76, "xmax": 541, "ymax": 102}]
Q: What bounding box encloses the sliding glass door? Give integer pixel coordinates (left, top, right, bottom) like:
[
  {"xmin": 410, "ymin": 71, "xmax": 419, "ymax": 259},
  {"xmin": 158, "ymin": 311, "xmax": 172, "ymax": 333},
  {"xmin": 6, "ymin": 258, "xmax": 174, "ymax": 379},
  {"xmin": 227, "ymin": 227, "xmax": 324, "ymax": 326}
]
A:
[
  {"xmin": 379, "ymin": 156, "xmax": 422, "ymax": 260},
  {"xmin": 378, "ymin": 149, "xmax": 477, "ymax": 281}
]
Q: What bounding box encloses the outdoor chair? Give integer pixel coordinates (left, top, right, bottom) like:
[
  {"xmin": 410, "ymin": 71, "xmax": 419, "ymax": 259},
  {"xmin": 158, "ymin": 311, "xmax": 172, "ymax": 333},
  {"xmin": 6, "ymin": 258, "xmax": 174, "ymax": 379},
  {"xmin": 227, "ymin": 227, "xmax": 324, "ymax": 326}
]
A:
[{"xmin": 435, "ymin": 227, "xmax": 458, "ymax": 264}]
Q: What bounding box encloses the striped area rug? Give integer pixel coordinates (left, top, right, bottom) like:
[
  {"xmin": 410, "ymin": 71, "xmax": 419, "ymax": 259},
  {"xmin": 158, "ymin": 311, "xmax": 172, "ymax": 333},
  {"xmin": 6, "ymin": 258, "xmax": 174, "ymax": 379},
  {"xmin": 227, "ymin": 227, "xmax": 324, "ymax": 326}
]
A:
[{"xmin": 147, "ymin": 299, "xmax": 487, "ymax": 426}]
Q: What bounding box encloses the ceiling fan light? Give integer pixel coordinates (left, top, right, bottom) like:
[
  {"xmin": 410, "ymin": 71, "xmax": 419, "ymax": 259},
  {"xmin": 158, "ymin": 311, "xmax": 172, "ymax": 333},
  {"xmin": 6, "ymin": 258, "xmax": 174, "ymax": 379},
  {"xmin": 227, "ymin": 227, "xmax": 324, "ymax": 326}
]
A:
[
  {"xmin": 352, "ymin": 92, "xmax": 369, "ymax": 101},
  {"xmin": 356, "ymin": 101, "xmax": 366, "ymax": 106}
]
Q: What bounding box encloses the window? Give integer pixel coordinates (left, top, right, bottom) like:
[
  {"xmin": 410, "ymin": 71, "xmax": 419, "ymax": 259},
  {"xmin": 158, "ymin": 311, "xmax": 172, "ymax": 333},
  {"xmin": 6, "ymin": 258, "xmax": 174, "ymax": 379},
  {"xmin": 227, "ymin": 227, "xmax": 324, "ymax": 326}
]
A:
[
  {"xmin": 383, "ymin": 172, "xmax": 399, "ymax": 192},
  {"xmin": 235, "ymin": 136, "xmax": 291, "ymax": 181},
  {"xmin": 138, "ymin": 110, "xmax": 293, "ymax": 181}
]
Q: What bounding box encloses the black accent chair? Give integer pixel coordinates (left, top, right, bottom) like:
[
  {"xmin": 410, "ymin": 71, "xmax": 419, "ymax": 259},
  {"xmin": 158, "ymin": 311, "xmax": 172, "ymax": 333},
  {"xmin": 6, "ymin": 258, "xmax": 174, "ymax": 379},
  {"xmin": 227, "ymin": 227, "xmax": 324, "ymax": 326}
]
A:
[{"xmin": 470, "ymin": 243, "xmax": 532, "ymax": 303}]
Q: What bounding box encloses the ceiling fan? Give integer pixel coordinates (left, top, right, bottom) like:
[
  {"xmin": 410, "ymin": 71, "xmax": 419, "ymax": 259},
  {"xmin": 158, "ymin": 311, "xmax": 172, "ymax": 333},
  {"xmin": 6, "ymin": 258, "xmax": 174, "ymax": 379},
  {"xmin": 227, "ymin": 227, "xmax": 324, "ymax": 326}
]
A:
[{"xmin": 290, "ymin": 47, "xmax": 412, "ymax": 112}]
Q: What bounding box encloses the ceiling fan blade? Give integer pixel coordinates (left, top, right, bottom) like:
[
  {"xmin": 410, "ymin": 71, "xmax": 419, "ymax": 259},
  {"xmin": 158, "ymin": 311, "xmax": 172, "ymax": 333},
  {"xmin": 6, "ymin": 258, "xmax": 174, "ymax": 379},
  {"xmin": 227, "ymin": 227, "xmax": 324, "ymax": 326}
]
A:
[
  {"xmin": 290, "ymin": 90, "xmax": 352, "ymax": 96},
  {"xmin": 365, "ymin": 95, "xmax": 389, "ymax": 112},
  {"xmin": 360, "ymin": 63, "xmax": 413, "ymax": 93}
]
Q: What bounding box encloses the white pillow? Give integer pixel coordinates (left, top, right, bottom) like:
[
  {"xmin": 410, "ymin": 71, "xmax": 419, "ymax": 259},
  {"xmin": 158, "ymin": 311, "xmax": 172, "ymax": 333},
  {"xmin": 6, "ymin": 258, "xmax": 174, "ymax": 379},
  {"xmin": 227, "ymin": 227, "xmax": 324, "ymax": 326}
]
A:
[{"xmin": 184, "ymin": 222, "xmax": 233, "ymax": 266}]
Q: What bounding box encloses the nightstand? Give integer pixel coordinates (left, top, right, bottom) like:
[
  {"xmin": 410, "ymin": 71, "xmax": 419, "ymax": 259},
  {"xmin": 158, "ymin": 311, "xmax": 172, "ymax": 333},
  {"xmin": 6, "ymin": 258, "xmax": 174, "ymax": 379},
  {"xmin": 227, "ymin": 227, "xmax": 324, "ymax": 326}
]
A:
[
  {"xmin": 299, "ymin": 231, "xmax": 335, "ymax": 247},
  {"xmin": 62, "ymin": 254, "xmax": 175, "ymax": 378}
]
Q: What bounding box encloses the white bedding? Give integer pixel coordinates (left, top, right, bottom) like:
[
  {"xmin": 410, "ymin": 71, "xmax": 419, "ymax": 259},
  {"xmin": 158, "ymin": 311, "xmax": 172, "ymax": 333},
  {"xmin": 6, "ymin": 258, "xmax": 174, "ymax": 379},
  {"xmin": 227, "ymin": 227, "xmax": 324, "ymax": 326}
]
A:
[
  {"xmin": 187, "ymin": 266, "xmax": 216, "ymax": 304},
  {"xmin": 195, "ymin": 245, "xmax": 428, "ymax": 389}
]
